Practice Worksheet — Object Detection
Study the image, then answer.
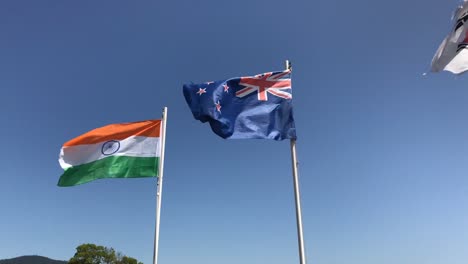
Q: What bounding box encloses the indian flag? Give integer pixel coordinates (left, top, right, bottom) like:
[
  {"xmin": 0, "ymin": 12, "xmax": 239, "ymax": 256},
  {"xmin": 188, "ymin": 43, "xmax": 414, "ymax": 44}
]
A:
[{"xmin": 58, "ymin": 120, "xmax": 162, "ymax": 187}]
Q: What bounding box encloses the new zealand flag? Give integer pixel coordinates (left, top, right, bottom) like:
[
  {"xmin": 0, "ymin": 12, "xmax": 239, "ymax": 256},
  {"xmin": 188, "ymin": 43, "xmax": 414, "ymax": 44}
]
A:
[{"xmin": 183, "ymin": 70, "xmax": 296, "ymax": 140}]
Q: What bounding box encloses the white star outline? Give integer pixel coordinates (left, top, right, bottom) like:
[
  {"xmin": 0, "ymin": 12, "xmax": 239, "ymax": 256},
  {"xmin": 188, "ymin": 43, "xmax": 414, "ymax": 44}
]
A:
[
  {"xmin": 215, "ymin": 100, "xmax": 221, "ymax": 113},
  {"xmin": 196, "ymin": 88, "xmax": 207, "ymax": 95},
  {"xmin": 223, "ymin": 84, "xmax": 229, "ymax": 92}
]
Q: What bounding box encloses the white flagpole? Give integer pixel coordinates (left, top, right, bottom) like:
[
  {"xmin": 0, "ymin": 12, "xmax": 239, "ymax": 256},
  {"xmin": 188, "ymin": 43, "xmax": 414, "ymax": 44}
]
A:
[
  {"xmin": 153, "ymin": 107, "xmax": 168, "ymax": 264},
  {"xmin": 286, "ymin": 60, "xmax": 307, "ymax": 264}
]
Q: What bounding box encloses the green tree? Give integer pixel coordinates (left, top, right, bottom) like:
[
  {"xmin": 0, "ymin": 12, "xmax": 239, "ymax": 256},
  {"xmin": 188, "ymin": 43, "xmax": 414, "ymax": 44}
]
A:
[{"xmin": 68, "ymin": 243, "xmax": 142, "ymax": 264}]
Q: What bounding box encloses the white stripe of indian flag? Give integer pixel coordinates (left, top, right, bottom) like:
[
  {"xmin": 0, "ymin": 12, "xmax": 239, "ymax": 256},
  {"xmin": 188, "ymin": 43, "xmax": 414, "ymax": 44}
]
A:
[
  {"xmin": 57, "ymin": 120, "xmax": 161, "ymax": 187},
  {"xmin": 59, "ymin": 136, "xmax": 161, "ymax": 169}
]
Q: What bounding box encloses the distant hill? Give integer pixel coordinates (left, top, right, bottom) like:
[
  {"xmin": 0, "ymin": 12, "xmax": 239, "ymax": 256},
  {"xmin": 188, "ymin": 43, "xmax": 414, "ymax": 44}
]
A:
[{"xmin": 0, "ymin": 256, "xmax": 67, "ymax": 264}]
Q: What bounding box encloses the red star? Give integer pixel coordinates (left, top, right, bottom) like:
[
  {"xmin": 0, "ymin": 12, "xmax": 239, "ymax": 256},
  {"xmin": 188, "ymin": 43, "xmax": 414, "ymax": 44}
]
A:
[
  {"xmin": 196, "ymin": 88, "xmax": 207, "ymax": 95},
  {"xmin": 215, "ymin": 100, "xmax": 221, "ymax": 112},
  {"xmin": 223, "ymin": 84, "xmax": 229, "ymax": 92}
]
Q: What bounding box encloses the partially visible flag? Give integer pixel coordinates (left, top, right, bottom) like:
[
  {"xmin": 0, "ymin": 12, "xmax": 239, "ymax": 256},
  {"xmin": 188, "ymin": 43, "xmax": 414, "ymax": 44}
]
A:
[
  {"xmin": 432, "ymin": 0, "xmax": 468, "ymax": 74},
  {"xmin": 58, "ymin": 120, "xmax": 161, "ymax": 187},
  {"xmin": 183, "ymin": 70, "xmax": 296, "ymax": 140}
]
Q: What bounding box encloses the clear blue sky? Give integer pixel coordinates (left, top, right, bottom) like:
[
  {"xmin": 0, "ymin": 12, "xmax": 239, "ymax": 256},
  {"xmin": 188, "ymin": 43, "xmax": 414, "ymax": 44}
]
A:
[{"xmin": 1, "ymin": 0, "xmax": 468, "ymax": 263}]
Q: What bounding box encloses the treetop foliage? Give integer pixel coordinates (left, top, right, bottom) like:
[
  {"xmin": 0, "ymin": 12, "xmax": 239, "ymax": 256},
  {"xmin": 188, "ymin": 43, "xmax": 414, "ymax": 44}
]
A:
[{"xmin": 68, "ymin": 243, "xmax": 142, "ymax": 264}]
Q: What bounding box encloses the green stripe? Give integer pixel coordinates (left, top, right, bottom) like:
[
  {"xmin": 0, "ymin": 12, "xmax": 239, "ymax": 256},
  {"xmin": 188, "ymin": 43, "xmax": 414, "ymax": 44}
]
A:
[{"xmin": 58, "ymin": 156, "xmax": 159, "ymax": 187}]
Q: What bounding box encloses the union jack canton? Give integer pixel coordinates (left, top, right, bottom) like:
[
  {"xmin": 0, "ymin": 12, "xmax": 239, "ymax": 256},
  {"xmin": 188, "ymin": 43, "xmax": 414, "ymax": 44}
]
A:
[{"xmin": 183, "ymin": 69, "xmax": 296, "ymax": 140}]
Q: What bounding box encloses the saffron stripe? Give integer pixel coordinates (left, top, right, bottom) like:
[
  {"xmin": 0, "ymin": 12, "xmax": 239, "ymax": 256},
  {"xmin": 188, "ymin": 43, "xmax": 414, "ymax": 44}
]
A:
[
  {"xmin": 64, "ymin": 120, "xmax": 161, "ymax": 147},
  {"xmin": 57, "ymin": 156, "xmax": 159, "ymax": 187}
]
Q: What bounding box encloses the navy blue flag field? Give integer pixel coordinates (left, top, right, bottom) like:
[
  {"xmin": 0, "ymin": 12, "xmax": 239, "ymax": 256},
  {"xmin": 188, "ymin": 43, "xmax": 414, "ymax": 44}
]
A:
[{"xmin": 183, "ymin": 70, "xmax": 296, "ymax": 140}]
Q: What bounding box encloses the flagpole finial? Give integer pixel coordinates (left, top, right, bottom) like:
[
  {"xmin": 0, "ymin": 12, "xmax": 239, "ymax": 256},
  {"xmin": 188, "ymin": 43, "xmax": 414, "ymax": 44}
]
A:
[
  {"xmin": 285, "ymin": 60, "xmax": 292, "ymax": 71},
  {"xmin": 162, "ymin": 107, "xmax": 168, "ymax": 119}
]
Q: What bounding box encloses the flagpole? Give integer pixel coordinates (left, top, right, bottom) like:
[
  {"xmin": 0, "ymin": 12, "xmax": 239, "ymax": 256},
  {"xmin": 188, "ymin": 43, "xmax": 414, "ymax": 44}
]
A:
[
  {"xmin": 153, "ymin": 107, "xmax": 168, "ymax": 264},
  {"xmin": 286, "ymin": 60, "xmax": 307, "ymax": 264}
]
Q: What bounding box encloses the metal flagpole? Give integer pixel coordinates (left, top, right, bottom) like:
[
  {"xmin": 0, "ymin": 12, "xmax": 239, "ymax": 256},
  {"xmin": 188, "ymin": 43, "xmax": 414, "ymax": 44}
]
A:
[
  {"xmin": 153, "ymin": 107, "xmax": 168, "ymax": 264},
  {"xmin": 286, "ymin": 60, "xmax": 307, "ymax": 264}
]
